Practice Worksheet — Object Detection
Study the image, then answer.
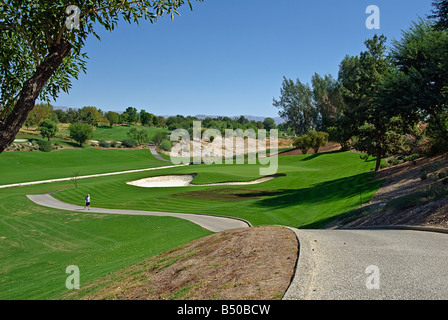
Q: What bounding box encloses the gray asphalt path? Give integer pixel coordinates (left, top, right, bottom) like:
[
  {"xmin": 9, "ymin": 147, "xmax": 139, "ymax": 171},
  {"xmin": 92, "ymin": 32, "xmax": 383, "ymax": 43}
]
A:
[
  {"xmin": 284, "ymin": 228, "xmax": 448, "ymax": 300},
  {"xmin": 148, "ymin": 145, "xmax": 171, "ymax": 162},
  {"xmin": 26, "ymin": 194, "xmax": 250, "ymax": 233}
]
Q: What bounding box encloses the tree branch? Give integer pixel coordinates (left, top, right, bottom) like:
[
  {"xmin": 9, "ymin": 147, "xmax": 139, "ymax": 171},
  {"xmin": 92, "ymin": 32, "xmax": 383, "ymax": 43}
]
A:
[{"xmin": 16, "ymin": 23, "xmax": 41, "ymax": 67}]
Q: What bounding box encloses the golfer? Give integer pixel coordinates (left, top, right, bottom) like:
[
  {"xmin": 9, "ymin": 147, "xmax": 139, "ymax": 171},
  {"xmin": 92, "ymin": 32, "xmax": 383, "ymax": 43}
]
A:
[{"xmin": 84, "ymin": 194, "xmax": 91, "ymax": 210}]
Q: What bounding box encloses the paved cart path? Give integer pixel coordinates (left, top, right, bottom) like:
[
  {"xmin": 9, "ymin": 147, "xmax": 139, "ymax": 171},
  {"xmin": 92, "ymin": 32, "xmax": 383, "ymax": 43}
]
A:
[
  {"xmin": 284, "ymin": 228, "xmax": 448, "ymax": 300},
  {"xmin": 26, "ymin": 193, "xmax": 250, "ymax": 233}
]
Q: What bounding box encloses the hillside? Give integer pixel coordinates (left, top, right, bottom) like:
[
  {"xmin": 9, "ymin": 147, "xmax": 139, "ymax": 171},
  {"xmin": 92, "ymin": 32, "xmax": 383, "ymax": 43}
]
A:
[
  {"xmin": 65, "ymin": 226, "xmax": 298, "ymax": 300},
  {"xmin": 331, "ymin": 153, "xmax": 448, "ymax": 229}
]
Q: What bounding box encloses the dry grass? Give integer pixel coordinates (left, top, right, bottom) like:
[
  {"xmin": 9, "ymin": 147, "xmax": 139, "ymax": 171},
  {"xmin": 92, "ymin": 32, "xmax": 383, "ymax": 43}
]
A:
[{"xmin": 65, "ymin": 226, "xmax": 298, "ymax": 300}]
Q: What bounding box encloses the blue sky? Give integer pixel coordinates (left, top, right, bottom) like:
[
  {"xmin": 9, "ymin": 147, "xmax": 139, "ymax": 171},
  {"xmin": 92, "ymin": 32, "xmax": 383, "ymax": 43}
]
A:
[{"xmin": 53, "ymin": 0, "xmax": 434, "ymax": 118}]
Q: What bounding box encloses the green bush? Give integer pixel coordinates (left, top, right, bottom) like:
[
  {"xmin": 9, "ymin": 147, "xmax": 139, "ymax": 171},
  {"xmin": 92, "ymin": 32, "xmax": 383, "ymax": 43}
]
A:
[
  {"xmin": 420, "ymin": 170, "xmax": 428, "ymax": 180},
  {"xmin": 159, "ymin": 140, "xmax": 172, "ymax": 152},
  {"xmin": 99, "ymin": 140, "xmax": 111, "ymax": 148},
  {"xmin": 36, "ymin": 140, "xmax": 53, "ymax": 152},
  {"xmin": 153, "ymin": 132, "xmax": 167, "ymax": 146},
  {"xmin": 387, "ymin": 157, "xmax": 400, "ymax": 166},
  {"xmin": 403, "ymin": 154, "xmax": 420, "ymax": 163},
  {"xmin": 121, "ymin": 139, "xmax": 137, "ymax": 148}
]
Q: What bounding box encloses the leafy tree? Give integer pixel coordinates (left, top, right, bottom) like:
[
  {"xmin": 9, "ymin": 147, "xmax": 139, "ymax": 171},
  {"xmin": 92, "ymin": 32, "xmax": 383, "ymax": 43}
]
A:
[
  {"xmin": 273, "ymin": 77, "xmax": 318, "ymax": 136},
  {"xmin": 263, "ymin": 117, "xmax": 277, "ymax": 131},
  {"xmin": 140, "ymin": 109, "xmax": 154, "ymax": 126},
  {"xmin": 119, "ymin": 112, "xmax": 129, "ymax": 125},
  {"xmin": 24, "ymin": 103, "xmax": 55, "ymax": 128},
  {"xmin": 293, "ymin": 134, "xmax": 312, "ymax": 154},
  {"xmin": 39, "ymin": 119, "xmax": 58, "ymax": 141},
  {"xmin": 72, "ymin": 106, "xmax": 101, "ymax": 126},
  {"xmin": 105, "ymin": 111, "xmax": 119, "ymax": 127},
  {"xmin": 0, "ymin": 0, "xmax": 203, "ymax": 153},
  {"xmin": 125, "ymin": 107, "xmax": 138, "ymax": 124},
  {"xmin": 429, "ymin": 0, "xmax": 448, "ymax": 30},
  {"xmin": 307, "ymin": 130, "xmax": 329, "ymax": 153},
  {"xmin": 69, "ymin": 122, "xmax": 93, "ymax": 147},
  {"xmin": 386, "ymin": 20, "xmax": 448, "ymax": 145},
  {"xmin": 54, "ymin": 109, "xmax": 68, "ymax": 123},
  {"xmin": 311, "ymin": 73, "xmax": 343, "ymax": 131},
  {"xmin": 127, "ymin": 127, "xmax": 149, "ymax": 145},
  {"xmin": 337, "ymin": 35, "xmax": 400, "ymax": 171}
]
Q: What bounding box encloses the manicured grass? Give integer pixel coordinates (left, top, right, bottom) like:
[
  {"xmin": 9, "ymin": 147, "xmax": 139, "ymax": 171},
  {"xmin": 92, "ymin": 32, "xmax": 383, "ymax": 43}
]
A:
[
  {"xmin": 54, "ymin": 152, "xmax": 383, "ymax": 228},
  {"xmin": 0, "ymin": 148, "xmax": 167, "ymax": 185},
  {"xmin": 0, "ymin": 183, "xmax": 211, "ymax": 299},
  {"xmin": 0, "ymin": 148, "xmax": 382, "ymax": 299}
]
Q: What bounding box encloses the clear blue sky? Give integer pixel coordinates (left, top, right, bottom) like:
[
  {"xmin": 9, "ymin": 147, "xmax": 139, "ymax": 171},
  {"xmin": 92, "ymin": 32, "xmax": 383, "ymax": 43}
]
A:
[{"xmin": 53, "ymin": 0, "xmax": 434, "ymax": 118}]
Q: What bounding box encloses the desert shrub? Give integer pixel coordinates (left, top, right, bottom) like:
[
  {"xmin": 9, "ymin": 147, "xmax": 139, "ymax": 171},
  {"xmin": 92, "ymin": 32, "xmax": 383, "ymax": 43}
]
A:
[
  {"xmin": 153, "ymin": 132, "xmax": 167, "ymax": 146},
  {"xmin": 425, "ymin": 137, "xmax": 448, "ymax": 157},
  {"xmin": 36, "ymin": 140, "xmax": 53, "ymax": 152},
  {"xmin": 388, "ymin": 157, "xmax": 400, "ymax": 166},
  {"xmin": 403, "ymin": 154, "xmax": 420, "ymax": 163},
  {"xmin": 159, "ymin": 140, "xmax": 172, "ymax": 152},
  {"xmin": 420, "ymin": 171, "xmax": 428, "ymax": 180},
  {"xmin": 99, "ymin": 140, "xmax": 111, "ymax": 148},
  {"xmin": 121, "ymin": 139, "xmax": 137, "ymax": 148}
]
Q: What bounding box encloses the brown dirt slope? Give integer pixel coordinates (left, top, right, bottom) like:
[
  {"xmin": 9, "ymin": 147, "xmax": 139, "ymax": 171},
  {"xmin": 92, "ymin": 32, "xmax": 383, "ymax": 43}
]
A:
[
  {"xmin": 65, "ymin": 226, "xmax": 298, "ymax": 300},
  {"xmin": 332, "ymin": 153, "xmax": 448, "ymax": 229}
]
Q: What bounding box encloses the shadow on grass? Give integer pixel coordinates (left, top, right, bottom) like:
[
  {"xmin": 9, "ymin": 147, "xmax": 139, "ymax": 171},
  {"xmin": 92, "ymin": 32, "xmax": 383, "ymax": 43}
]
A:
[{"xmin": 255, "ymin": 171, "xmax": 383, "ymax": 227}]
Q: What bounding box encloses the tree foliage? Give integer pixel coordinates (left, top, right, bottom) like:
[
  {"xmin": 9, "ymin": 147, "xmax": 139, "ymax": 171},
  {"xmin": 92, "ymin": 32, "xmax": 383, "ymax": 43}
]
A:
[
  {"xmin": 0, "ymin": 0, "xmax": 203, "ymax": 153},
  {"xmin": 39, "ymin": 119, "xmax": 59, "ymax": 142},
  {"xmin": 273, "ymin": 77, "xmax": 319, "ymax": 136},
  {"xmin": 68, "ymin": 122, "xmax": 93, "ymax": 147},
  {"xmin": 429, "ymin": 0, "xmax": 448, "ymax": 30},
  {"xmin": 127, "ymin": 127, "xmax": 149, "ymax": 145}
]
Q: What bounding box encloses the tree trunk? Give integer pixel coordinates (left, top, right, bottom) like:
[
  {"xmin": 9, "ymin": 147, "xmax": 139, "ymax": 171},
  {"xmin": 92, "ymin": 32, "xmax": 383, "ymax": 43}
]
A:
[
  {"xmin": 374, "ymin": 154, "xmax": 382, "ymax": 172},
  {"xmin": 0, "ymin": 41, "xmax": 72, "ymax": 153}
]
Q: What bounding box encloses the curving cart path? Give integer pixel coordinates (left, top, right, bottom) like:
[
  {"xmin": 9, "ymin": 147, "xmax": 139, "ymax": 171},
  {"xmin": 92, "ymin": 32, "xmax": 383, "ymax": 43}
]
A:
[
  {"xmin": 26, "ymin": 193, "xmax": 250, "ymax": 233},
  {"xmin": 26, "ymin": 194, "xmax": 448, "ymax": 299}
]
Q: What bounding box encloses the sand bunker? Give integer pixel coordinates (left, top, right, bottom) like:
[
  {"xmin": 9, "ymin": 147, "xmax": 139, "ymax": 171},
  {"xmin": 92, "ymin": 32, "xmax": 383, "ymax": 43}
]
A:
[{"xmin": 127, "ymin": 174, "xmax": 281, "ymax": 188}]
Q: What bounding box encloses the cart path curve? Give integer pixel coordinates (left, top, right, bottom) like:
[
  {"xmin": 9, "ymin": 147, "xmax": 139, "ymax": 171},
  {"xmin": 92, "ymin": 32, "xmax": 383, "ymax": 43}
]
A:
[
  {"xmin": 284, "ymin": 228, "xmax": 448, "ymax": 300},
  {"xmin": 26, "ymin": 194, "xmax": 448, "ymax": 300},
  {"xmin": 26, "ymin": 194, "xmax": 250, "ymax": 233}
]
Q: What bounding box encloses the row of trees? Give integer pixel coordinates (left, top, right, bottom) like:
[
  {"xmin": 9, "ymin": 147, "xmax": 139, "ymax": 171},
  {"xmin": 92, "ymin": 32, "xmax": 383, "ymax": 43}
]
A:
[
  {"xmin": 165, "ymin": 114, "xmax": 278, "ymax": 136},
  {"xmin": 274, "ymin": 1, "xmax": 448, "ymax": 171},
  {"xmin": 24, "ymin": 104, "xmax": 166, "ymax": 128}
]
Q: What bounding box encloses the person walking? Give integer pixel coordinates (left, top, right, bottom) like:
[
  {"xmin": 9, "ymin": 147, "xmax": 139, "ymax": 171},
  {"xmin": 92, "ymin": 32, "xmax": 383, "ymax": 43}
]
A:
[{"xmin": 84, "ymin": 194, "xmax": 91, "ymax": 210}]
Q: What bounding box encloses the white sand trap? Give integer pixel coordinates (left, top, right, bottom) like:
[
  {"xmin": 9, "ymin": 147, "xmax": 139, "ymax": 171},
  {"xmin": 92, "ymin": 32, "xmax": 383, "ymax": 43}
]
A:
[{"xmin": 127, "ymin": 174, "xmax": 282, "ymax": 188}]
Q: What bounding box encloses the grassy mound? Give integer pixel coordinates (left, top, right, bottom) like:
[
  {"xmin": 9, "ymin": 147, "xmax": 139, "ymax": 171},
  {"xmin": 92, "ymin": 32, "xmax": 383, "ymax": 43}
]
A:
[{"xmin": 64, "ymin": 226, "xmax": 298, "ymax": 300}]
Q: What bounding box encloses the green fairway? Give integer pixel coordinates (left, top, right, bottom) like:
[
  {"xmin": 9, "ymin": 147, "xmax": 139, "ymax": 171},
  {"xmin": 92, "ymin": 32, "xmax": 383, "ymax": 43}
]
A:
[
  {"xmin": 0, "ymin": 183, "xmax": 211, "ymax": 299},
  {"xmin": 0, "ymin": 149, "xmax": 382, "ymax": 299},
  {"xmin": 54, "ymin": 152, "xmax": 383, "ymax": 228},
  {"xmin": 0, "ymin": 148, "xmax": 167, "ymax": 185}
]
